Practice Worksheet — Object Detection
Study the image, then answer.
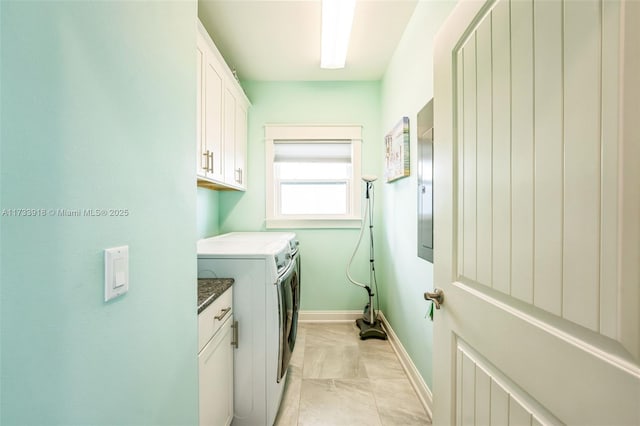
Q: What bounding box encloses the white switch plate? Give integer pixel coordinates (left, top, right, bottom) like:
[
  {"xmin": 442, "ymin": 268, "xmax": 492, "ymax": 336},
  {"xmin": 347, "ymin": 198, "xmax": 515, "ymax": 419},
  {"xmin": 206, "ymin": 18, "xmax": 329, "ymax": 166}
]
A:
[{"xmin": 105, "ymin": 246, "xmax": 129, "ymax": 301}]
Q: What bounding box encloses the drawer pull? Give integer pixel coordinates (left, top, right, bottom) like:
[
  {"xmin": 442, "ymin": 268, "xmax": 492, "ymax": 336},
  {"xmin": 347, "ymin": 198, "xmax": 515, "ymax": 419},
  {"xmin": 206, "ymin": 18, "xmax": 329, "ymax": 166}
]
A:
[{"xmin": 214, "ymin": 307, "xmax": 231, "ymax": 321}]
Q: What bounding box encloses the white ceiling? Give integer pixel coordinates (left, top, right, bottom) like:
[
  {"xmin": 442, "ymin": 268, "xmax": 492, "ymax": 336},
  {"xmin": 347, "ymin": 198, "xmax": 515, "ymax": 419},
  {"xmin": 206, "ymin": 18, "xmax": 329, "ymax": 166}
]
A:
[{"xmin": 198, "ymin": 0, "xmax": 419, "ymax": 81}]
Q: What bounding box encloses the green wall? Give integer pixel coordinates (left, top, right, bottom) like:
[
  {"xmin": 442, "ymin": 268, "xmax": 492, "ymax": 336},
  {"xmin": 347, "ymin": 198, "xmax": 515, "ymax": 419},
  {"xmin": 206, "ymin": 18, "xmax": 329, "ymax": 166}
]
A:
[
  {"xmin": 219, "ymin": 81, "xmax": 383, "ymax": 310},
  {"xmin": 0, "ymin": 2, "xmax": 199, "ymax": 424},
  {"xmin": 379, "ymin": 1, "xmax": 456, "ymax": 389},
  {"xmin": 197, "ymin": 187, "xmax": 219, "ymax": 238}
]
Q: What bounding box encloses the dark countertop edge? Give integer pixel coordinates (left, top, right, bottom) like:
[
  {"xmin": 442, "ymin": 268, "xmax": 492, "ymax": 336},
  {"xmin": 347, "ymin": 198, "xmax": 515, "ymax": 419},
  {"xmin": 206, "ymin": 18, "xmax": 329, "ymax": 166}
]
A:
[{"xmin": 197, "ymin": 278, "xmax": 234, "ymax": 314}]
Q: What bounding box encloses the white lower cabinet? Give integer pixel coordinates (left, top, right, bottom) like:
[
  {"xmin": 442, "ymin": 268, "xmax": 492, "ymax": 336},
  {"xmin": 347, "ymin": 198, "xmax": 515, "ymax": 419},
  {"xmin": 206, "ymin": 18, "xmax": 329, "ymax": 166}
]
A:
[{"xmin": 198, "ymin": 288, "xmax": 235, "ymax": 426}]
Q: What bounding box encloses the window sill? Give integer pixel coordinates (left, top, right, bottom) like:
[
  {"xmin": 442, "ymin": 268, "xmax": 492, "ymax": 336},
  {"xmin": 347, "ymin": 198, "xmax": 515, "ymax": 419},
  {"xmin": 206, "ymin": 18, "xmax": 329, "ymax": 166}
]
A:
[{"xmin": 266, "ymin": 217, "xmax": 362, "ymax": 229}]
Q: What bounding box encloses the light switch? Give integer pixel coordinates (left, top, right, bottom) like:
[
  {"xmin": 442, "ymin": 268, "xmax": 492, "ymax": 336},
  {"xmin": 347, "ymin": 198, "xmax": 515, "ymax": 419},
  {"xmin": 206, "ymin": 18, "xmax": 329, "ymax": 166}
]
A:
[
  {"xmin": 114, "ymin": 258, "xmax": 126, "ymax": 287},
  {"xmin": 115, "ymin": 271, "xmax": 126, "ymax": 288},
  {"xmin": 105, "ymin": 246, "xmax": 129, "ymax": 301}
]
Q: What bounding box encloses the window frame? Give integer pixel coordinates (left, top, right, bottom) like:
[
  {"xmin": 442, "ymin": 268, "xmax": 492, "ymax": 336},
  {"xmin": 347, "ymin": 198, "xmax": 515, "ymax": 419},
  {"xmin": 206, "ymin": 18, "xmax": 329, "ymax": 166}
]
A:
[{"xmin": 265, "ymin": 124, "xmax": 362, "ymax": 229}]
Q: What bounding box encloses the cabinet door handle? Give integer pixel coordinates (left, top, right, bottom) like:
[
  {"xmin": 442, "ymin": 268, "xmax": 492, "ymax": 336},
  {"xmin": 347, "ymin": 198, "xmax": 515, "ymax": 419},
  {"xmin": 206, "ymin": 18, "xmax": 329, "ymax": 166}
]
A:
[
  {"xmin": 235, "ymin": 168, "xmax": 243, "ymax": 184},
  {"xmin": 214, "ymin": 306, "xmax": 231, "ymax": 321},
  {"xmin": 231, "ymin": 320, "xmax": 239, "ymax": 349},
  {"xmin": 202, "ymin": 150, "xmax": 210, "ymax": 172}
]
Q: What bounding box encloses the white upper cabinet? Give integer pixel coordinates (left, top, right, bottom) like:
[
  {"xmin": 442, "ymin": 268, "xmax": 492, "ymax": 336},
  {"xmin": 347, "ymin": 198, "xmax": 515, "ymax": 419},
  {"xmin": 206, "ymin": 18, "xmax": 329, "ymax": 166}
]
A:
[{"xmin": 196, "ymin": 20, "xmax": 250, "ymax": 191}]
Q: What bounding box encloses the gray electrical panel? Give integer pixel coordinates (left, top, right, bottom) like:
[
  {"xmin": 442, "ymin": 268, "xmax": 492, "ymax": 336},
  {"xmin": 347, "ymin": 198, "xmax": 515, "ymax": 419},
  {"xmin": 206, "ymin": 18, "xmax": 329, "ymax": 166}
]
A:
[{"xmin": 417, "ymin": 100, "xmax": 434, "ymax": 263}]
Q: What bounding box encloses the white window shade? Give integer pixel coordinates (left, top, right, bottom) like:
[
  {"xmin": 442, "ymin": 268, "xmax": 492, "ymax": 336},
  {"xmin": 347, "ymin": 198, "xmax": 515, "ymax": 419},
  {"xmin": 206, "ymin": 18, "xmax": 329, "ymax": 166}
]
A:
[{"xmin": 273, "ymin": 142, "xmax": 352, "ymax": 163}]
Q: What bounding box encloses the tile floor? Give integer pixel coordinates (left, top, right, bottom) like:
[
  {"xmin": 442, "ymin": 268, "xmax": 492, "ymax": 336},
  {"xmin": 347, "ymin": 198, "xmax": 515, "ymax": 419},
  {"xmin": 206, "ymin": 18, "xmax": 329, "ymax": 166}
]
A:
[{"xmin": 274, "ymin": 322, "xmax": 431, "ymax": 426}]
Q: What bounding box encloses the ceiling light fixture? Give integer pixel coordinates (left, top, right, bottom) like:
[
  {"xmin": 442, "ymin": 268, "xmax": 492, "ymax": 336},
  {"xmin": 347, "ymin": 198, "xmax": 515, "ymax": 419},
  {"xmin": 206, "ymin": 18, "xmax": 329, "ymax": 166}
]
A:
[{"xmin": 320, "ymin": 0, "xmax": 356, "ymax": 69}]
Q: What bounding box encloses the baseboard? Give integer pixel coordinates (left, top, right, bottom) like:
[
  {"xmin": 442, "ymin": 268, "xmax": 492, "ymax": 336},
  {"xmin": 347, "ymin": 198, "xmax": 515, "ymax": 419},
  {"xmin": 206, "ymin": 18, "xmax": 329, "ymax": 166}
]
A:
[
  {"xmin": 378, "ymin": 312, "xmax": 433, "ymax": 419},
  {"xmin": 298, "ymin": 310, "xmax": 362, "ymax": 322},
  {"xmin": 298, "ymin": 310, "xmax": 433, "ymax": 418}
]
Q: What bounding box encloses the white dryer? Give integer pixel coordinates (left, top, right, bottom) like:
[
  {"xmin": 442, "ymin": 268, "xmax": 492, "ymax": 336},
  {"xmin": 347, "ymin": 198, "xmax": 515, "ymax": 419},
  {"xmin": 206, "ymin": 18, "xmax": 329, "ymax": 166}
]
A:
[{"xmin": 197, "ymin": 232, "xmax": 300, "ymax": 426}]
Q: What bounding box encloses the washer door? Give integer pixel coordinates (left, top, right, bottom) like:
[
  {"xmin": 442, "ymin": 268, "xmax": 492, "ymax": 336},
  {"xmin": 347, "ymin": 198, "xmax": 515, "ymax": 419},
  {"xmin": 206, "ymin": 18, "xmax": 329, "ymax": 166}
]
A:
[{"xmin": 276, "ymin": 259, "xmax": 299, "ymax": 382}]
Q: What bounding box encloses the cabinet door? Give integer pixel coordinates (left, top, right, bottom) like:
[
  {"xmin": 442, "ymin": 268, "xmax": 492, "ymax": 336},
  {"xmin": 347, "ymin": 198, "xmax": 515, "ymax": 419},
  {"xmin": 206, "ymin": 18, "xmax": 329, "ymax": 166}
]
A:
[
  {"xmin": 196, "ymin": 38, "xmax": 207, "ymax": 178},
  {"xmin": 199, "ymin": 316, "xmax": 233, "ymax": 426},
  {"xmin": 203, "ymin": 51, "xmax": 224, "ymax": 182},
  {"xmin": 234, "ymin": 101, "xmax": 248, "ymax": 190},
  {"xmin": 223, "ymin": 86, "xmax": 237, "ymax": 186},
  {"xmin": 223, "ymin": 86, "xmax": 248, "ymax": 191}
]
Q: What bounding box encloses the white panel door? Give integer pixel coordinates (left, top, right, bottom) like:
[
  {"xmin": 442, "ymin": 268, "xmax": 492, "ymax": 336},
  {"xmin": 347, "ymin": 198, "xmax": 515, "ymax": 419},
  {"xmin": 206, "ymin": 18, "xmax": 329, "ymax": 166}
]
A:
[{"xmin": 432, "ymin": 0, "xmax": 640, "ymax": 424}]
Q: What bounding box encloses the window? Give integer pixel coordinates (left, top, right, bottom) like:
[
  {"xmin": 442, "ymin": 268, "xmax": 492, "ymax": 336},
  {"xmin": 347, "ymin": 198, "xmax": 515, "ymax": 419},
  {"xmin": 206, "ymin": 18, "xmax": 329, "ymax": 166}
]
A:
[{"xmin": 265, "ymin": 125, "xmax": 362, "ymax": 228}]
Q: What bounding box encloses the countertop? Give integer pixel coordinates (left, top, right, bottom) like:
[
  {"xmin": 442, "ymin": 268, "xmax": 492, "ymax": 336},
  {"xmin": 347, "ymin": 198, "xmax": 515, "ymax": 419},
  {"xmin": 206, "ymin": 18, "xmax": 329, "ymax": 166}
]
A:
[{"xmin": 197, "ymin": 278, "xmax": 234, "ymax": 314}]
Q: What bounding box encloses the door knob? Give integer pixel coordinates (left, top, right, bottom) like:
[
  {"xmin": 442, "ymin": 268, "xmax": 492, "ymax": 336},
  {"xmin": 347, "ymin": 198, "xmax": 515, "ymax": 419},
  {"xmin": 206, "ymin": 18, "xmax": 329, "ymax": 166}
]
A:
[{"xmin": 424, "ymin": 288, "xmax": 444, "ymax": 309}]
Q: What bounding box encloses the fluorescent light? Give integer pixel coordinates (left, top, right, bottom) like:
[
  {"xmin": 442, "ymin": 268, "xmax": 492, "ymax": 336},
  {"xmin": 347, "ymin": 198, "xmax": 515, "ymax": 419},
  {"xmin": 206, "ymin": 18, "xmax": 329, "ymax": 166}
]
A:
[{"xmin": 321, "ymin": 0, "xmax": 356, "ymax": 69}]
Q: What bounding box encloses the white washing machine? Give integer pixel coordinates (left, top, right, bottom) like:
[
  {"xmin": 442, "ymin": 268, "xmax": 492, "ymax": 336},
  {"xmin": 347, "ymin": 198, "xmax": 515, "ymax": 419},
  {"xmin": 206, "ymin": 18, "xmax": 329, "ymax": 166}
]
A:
[{"xmin": 197, "ymin": 232, "xmax": 300, "ymax": 426}]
